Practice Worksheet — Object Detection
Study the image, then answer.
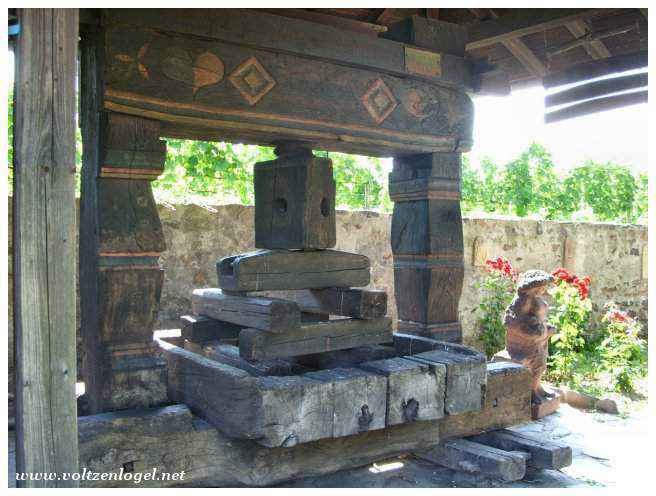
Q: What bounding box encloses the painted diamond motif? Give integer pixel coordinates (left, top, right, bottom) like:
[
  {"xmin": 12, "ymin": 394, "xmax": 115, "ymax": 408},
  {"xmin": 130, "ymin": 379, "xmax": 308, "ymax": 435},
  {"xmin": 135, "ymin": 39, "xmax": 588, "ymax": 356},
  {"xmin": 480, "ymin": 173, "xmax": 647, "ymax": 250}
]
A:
[
  {"xmin": 361, "ymin": 79, "xmax": 398, "ymax": 125},
  {"xmin": 229, "ymin": 56, "xmax": 276, "ymax": 106}
]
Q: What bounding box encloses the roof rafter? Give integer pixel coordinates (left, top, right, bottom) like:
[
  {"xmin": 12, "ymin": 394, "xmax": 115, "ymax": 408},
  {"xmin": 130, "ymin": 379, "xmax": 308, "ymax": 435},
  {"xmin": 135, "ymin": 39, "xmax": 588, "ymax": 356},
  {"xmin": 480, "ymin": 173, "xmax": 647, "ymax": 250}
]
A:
[{"xmin": 564, "ymin": 19, "xmax": 611, "ymax": 59}]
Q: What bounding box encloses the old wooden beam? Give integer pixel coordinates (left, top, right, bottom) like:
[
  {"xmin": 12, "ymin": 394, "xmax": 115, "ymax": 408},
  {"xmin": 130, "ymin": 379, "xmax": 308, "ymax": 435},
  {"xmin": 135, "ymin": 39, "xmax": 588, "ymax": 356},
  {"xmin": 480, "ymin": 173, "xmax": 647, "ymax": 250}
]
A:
[
  {"xmin": 417, "ymin": 439, "xmax": 527, "ymax": 482},
  {"xmin": 180, "ymin": 314, "xmax": 241, "ymax": 344},
  {"xmin": 543, "ymin": 50, "xmax": 648, "ymax": 88},
  {"xmin": 13, "ymin": 8, "xmax": 79, "ymax": 486},
  {"xmin": 466, "ymin": 8, "xmax": 614, "ymax": 51},
  {"xmin": 383, "ymin": 15, "xmax": 468, "ymax": 56},
  {"xmin": 239, "ymin": 317, "xmax": 393, "ymax": 360},
  {"xmin": 261, "ymin": 8, "xmax": 388, "ymax": 36},
  {"xmin": 218, "ymin": 249, "xmax": 371, "ymax": 292},
  {"xmin": 469, "ymin": 429, "xmax": 573, "ymax": 470},
  {"xmin": 274, "ymin": 288, "xmax": 388, "ymax": 319},
  {"xmin": 545, "ymin": 72, "xmax": 647, "ymax": 107},
  {"xmin": 191, "ymin": 288, "xmax": 301, "ymax": 332},
  {"xmin": 544, "ymin": 90, "xmax": 648, "ymax": 123},
  {"xmin": 204, "ymin": 344, "xmax": 310, "ymax": 376},
  {"xmin": 293, "ymin": 344, "xmax": 398, "ymax": 370},
  {"xmin": 564, "ymin": 20, "xmax": 612, "ymax": 60}
]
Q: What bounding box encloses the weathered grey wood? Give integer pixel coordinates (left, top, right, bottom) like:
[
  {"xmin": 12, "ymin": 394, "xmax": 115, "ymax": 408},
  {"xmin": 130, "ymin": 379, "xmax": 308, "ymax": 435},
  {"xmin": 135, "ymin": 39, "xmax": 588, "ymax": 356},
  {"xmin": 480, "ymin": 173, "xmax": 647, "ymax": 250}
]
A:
[
  {"xmin": 417, "ymin": 439, "xmax": 527, "ymax": 482},
  {"xmin": 239, "ymin": 317, "xmax": 393, "ymax": 360},
  {"xmin": 384, "ymin": 15, "xmax": 468, "ymax": 56},
  {"xmin": 254, "ymin": 145, "xmax": 336, "ymax": 250},
  {"xmin": 157, "ymin": 339, "xmax": 333, "ymax": 447},
  {"xmin": 304, "ymin": 368, "xmax": 387, "ymax": 436},
  {"xmin": 13, "ymin": 8, "xmax": 79, "ymax": 486},
  {"xmin": 279, "ymin": 287, "xmax": 388, "ymax": 319},
  {"xmin": 77, "ymin": 403, "xmax": 442, "ymax": 487},
  {"xmin": 406, "ymin": 348, "xmax": 487, "ymax": 415},
  {"xmin": 544, "ymin": 90, "xmax": 648, "ymax": 124},
  {"xmin": 359, "ymin": 357, "xmax": 445, "ymax": 425},
  {"xmin": 218, "ymin": 249, "xmax": 370, "ymax": 291},
  {"xmin": 439, "ymin": 362, "xmax": 531, "ymax": 440},
  {"xmin": 294, "ymin": 344, "xmax": 398, "ymax": 370},
  {"xmin": 191, "ymin": 288, "xmax": 301, "ymax": 332},
  {"xmin": 469, "ymin": 429, "xmax": 572, "ymax": 470},
  {"xmin": 205, "ymin": 344, "xmax": 311, "ymax": 377},
  {"xmin": 180, "ymin": 314, "xmax": 241, "ymax": 343}
]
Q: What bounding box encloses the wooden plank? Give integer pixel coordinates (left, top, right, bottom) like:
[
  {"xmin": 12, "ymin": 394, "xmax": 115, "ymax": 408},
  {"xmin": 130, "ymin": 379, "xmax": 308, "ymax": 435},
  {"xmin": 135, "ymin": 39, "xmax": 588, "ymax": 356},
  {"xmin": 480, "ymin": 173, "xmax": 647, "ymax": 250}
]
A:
[
  {"xmin": 544, "ymin": 90, "xmax": 648, "ymax": 123},
  {"xmin": 157, "ymin": 339, "xmax": 333, "ymax": 447},
  {"xmin": 439, "ymin": 362, "xmax": 531, "ymax": 440},
  {"xmin": 261, "ymin": 8, "xmax": 388, "ymax": 36},
  {"xmin": 466, "ymin": 9, "xmax": 613, "ymax": 50},
  {"xmin": 564, "ymin": 20, "xmax": 612, "ymax": 59},
  {"xmin": 191, "ymin": 288, "xmax": 301, "ymax": 332},
  {"xmin": 102, "ymin": 8, "xmax": 467, "ymax": 89},
  {"xmin": 77, "ymin": 403, "xmax": 442, "ymax": 487},
  {"xmin": 406, "ymin": 348, "xmax": 486, "ymax": 415},
  {"xmin": 278, "ymin": 288, "xmax": 387, "ymax": 319},
  {"xmin": 293, "ymin": 344, "xmax": 398, "ymax": 370},
  {"xmin": 13, "ymin": 8, "xmax": 79, "ymax": 486},
  {"xmin": 205, "ymin": 344, "xmax": 311, "ymax": 377},
  {"xmin": 501, "ymin": 38, "xmax": 546, "ymax": 78},
  {"xmin": 180, "ymin": 314, "xmax": 241, "ymax": 343},
  {"xmin": 543, "ymin": 50, "xmax": 647, "ymax": 88},
  {"xmin": 359, "ymin": 357, "xmax": 445, "ymax": 425},
  {"xmin": 417, "ymin": 439, "xmax": 527, "ymax": 482},
  {"xmin": 304, "ymin": 368, "xmax": 388, "ymax": 436},
  {"xmin": 383, "ymin": 15, "xmax": 468, "ymax": 56},
  {"xmin": 545, "ymin": 72, "xmax": 647, "ymax": 107},
  {"xmin": 469, "ymin": 429, "xmax": 573, "ymax": 470},
  {"xmin": 218, "ymin": 249, "xmax": 371, "ymax": 292},
  {"xmin": 239, "ymin": 317, "xmax": 393, "ymax": 360}
]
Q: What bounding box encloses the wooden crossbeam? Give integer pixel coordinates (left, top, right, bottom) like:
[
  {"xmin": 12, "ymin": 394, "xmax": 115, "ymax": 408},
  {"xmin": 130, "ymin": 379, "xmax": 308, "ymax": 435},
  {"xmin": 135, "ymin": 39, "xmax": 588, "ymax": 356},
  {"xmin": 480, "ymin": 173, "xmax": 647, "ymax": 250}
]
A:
[
  {"xmin": 545, "ymin": 72, "xmax": 647, "ymax": 107},
  {"xmin": 564, "ymin": 20, "xmax": 611, "ymax": 59},
  {"xmin": 544, "ymin": 90, "xmax": 648, "ymax": 123},
  {"xmin": 261, "ymin": 8, "xmax": 388, "ymax": 36},
  {"xmin": 543, "ymin": 50, "xmax": 647, "ymax": 88},
  {"xmin": 466, "ymin": 8, "xmax": 614, "ymax": 51}
]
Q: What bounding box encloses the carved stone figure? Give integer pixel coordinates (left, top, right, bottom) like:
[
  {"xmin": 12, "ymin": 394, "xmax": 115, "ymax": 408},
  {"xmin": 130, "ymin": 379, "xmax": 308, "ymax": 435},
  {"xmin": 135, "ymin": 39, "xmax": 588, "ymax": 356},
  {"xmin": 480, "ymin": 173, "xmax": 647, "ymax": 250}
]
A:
[{"xmin": 503, "ymin": 270, "xmax": 556, "ymax": 406}]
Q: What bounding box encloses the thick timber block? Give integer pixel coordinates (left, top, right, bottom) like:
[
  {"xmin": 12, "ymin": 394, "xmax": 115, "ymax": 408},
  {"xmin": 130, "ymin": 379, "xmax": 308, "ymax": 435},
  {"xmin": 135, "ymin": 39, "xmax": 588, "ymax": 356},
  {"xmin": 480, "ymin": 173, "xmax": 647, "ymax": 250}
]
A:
[
  {"xmin": 158, "ymin": 340, "xmax": 333, "ymax": 447},
  {"xmin": 405, "ymin": 347, "xmax": 486, "ymax": 415},
  {"xmin": 77, "ymin": 403, "xmax": 442, "ymax": 487},
  {"xmin": 180, "ymin": 314, "xmax": 241, "ymax": 344},
  {"xmin": 279, "ymin": 287, "xmax": 387, "ymax": 319},
  {"xmin": 294, "ymin": 344, "xmax": 398, "ymax": 370},
  {"xmin": 359, "ymin": 357, "xmax": 445, "ymax": 425},
  {"xmin": 439, "ymin": 362, "xmax": 531, "ymax": 440},
  {"xmin": 417, "ymin": 438, "xmax": 527, "ymax": 482},
  {"xmin": 205, "ymin": 344, "xmax": 310, "ymax": 377},
  {"xmin": 304, "ymin": 367, "xmax": 387, "ymax": 436},
  {"xmin": 218, "ymin": 249, "xmax": 370, "ymax": 291},
  {"xmin": 469, "ymin": 429, "xmax": 572, "ymax": 470},
  {"xmin": 191, "ymin": 288, "xmax": 301, "ymax": 332},
  {"xmin": 255, "ymin": 146, "xmax": 336, "ymax": 249},
  {"xmin": 239, "ymin": 317, "xmax": 393, "ymax": 360}
]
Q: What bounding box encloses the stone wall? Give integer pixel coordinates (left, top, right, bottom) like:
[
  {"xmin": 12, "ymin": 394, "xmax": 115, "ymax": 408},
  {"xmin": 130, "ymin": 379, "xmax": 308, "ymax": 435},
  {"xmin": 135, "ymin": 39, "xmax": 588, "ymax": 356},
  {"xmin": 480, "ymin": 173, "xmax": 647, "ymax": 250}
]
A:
[{"xmin": 8, "ymin": 203, "xmax": 648, "ymax": 381}]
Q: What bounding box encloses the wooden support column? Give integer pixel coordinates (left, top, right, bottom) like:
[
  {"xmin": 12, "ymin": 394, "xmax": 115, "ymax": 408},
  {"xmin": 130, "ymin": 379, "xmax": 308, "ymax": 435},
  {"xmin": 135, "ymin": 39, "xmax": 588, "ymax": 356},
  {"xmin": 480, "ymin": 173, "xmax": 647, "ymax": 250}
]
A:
[
  {"xmin": 13, "ymin": 8, "xmax": 79, "ymax": 486},
  {"xmin": 389, "ymin": 153, "xmax": 464, "ymax": 342},
  {"xmin": 80, "ymin": 25, "xmax": 168, "ymax": 413}
]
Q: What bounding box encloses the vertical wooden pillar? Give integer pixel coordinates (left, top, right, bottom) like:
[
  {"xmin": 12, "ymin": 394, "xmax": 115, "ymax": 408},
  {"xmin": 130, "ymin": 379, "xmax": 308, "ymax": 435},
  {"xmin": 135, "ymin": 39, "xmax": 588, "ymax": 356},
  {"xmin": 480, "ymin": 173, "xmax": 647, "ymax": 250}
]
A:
[
  {"xmin": 389, "ymin": 153, "xmax": 464, "ymax": 342},
  {"xmin": 80, "ymin": 26, "xmax": 168, "ymax": 413},
  {"xmin": 13, "ymin": 8, "xmax": 79, "ymax": 486}
]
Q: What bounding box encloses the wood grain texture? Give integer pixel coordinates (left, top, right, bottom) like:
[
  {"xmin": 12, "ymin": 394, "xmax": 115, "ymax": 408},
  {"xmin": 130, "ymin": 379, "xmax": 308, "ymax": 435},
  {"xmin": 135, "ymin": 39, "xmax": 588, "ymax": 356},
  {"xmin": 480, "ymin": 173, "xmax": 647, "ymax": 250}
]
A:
[
  {"xmin": 191, "ymin": 288, "xmax": 301, "ymax": 332},
  {"xmin": 239, "ymin": 317, "xmax": 393, "ymax": 360},
  {"xmin": 275, "ymin": 288, "xmax": 388, "ymax": 319},
  {"xmin": 180, "ymin": 314, "xmax": 242, "ymax": 343},
  {"xmin": 13, "ymin": 8, "xmax": 79, "ymax": 486},
  {"xmin": 218, "ymin": 249, "xmax": 371, "ymax": 291},
  {"xmin": 102, "ymin": 22, "xmax": 473, "ymax": 154}
]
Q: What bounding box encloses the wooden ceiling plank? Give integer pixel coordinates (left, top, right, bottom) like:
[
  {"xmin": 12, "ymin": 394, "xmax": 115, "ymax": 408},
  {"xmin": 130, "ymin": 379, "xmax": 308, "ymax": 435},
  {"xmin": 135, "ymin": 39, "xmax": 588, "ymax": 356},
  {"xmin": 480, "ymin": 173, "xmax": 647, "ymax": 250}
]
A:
[
  {"xmin": 543, "ymin": 50, "xmax": 647, "ymax": 88},
  {"xmin": 262, "ymin": 9, "xmax": 388, "ymax": 36},
  {"xmin": 565, "ymin": 20, "xmax": 612, "ymax": 59},
  {"xmin": 467, "ymin": 8, "xmax": 616, "ymax": 51},
  {"xmin": 544, "ymin": 89, "xmax": 647, "ymax": 123},
  {"xmin": 545, "ymin": 71, "xmax": 647, "ymax": 107}
]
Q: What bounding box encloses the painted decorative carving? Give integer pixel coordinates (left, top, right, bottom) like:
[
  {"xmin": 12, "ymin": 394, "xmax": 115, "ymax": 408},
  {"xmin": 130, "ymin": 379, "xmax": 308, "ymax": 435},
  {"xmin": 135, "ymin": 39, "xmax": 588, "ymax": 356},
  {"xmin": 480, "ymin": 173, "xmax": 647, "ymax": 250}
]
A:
[
  {"xmin": 503, "ymin": 270, "xmax": 557, "ymax": 406},
  {"xmin": 228, "ymin": 56, "xmax": 276, "ymax": 105},
  {"xmin": 111, "ymin": 43, "xmax": 150, "ymax": 81},
  {"xmin": 362, "ymin": 78, "xmax": 398, "ymax": 124},
  {"xmin": 162, "ymin": 48, "xmax": 225, "ymax": 95}
]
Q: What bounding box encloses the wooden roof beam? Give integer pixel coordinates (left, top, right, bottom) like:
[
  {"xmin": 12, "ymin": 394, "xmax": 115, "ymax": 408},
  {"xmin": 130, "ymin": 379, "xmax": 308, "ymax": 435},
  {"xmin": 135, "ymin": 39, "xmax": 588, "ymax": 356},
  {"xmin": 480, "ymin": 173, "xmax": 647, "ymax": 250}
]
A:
[
  {"xmin": 564, "ymin": 20, "xmax": 611, "ymax": 59},
  {"xmin": 543, "ymin": 50, "xmax": 647, "ymax": 88},
  {"xmin": 544, "ymin": 90, "xmax": 647, "ymax": 123},
  {"xmin": 466, "ymin": 8, "xmax": 616, "ymax": 51}
]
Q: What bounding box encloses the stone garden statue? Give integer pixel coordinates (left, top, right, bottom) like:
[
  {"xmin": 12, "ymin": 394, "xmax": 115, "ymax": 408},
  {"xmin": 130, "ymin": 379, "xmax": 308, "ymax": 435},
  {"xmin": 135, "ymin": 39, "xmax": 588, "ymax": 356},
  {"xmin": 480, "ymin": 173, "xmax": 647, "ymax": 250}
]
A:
[{"xmin": 503, "ymin": 270, "xmax": 557, "ymax": 411}]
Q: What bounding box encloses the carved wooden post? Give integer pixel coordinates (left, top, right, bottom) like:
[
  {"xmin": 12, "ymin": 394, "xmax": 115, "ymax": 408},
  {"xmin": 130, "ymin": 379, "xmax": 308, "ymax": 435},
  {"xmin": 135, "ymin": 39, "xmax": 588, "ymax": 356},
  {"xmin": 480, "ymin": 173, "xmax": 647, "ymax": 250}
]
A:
[
  {"xmin": 80, "ymin": 26, "xmax": 168, "ymax": 413},
  {"xmin": 389, "ymin": 153, "xmax": 464, "ymax": 342}
]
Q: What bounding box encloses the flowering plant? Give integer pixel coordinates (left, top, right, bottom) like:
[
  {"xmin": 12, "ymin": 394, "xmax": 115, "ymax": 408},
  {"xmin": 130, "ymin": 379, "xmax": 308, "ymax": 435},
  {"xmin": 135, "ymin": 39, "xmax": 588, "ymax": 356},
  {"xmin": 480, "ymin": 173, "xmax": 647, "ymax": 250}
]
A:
[{"xmin": 475, "ymin": 257, "xmax": 518, "ymax": 358}]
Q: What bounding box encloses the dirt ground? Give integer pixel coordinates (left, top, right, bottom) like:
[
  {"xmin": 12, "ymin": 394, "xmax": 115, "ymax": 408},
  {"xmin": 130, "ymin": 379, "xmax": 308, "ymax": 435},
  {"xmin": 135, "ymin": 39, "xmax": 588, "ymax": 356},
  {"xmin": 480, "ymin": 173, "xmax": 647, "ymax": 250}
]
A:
[{"xmin": 7, "ymin": 399, "xmax": 648, "ymax": 488}]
